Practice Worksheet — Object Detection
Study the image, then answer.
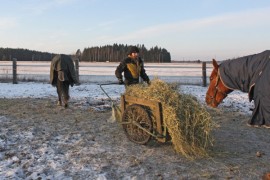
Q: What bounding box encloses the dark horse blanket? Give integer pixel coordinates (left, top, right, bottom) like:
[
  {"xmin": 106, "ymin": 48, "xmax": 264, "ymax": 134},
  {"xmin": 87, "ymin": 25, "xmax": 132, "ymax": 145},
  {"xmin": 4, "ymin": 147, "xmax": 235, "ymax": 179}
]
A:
[
  {"xmin": 219, "ymin": 50, "xmax": 270, "ymax": 126},
  {"xmin": 50, "ymin": 54, "xmax": 78, "ymax": 86}
]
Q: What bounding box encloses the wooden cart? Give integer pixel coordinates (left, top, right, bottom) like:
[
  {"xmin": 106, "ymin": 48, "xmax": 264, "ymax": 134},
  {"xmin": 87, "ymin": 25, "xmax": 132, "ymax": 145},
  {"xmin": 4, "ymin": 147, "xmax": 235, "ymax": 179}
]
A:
[
  {"xmin": 99, "ymin": 83, "xmax": 169, "ymax": 145},
  {"xmin": 120, "ymin": 95, "xmax": 170, "ymax": 145}
]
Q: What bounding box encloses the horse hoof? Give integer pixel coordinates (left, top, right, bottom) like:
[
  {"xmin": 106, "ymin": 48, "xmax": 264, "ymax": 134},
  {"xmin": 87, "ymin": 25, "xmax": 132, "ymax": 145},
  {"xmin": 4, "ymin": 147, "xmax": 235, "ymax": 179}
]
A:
[
  {"xmin": 246, "ymin": 123, "xmax": 260, "ymax": 128},
  {"xmin": 57, "ymin": 101, "xmax": 62, "ymax": 106},
  {"xmin": 262, "ymin": 125, "xmax": 270, "ymax": 129},
  {"xmin": 64, "ymin": 103, "xmax": 68, "ymax": 108}
]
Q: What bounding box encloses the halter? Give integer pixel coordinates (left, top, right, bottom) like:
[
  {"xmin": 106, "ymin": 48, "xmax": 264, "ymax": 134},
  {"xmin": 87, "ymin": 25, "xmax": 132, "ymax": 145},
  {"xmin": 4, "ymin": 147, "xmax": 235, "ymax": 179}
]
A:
[{"xmin": 206, "ymin": 70, "xmax": 228, "ymax": 106}]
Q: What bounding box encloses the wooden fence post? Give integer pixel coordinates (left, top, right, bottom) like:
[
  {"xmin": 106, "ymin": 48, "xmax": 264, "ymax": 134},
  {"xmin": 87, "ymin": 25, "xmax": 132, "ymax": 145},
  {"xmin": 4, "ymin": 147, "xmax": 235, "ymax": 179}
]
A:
[
  {"xmin": 202, "ymin": 62, "xmax": 207, "ymax": 87},
  {"xmin": 12, "ymin": 58, "xmax": 17, "ymax": 84},
  {"xmin": 74, "ymin": 58, "xmax": 79, "ymax": 84}
]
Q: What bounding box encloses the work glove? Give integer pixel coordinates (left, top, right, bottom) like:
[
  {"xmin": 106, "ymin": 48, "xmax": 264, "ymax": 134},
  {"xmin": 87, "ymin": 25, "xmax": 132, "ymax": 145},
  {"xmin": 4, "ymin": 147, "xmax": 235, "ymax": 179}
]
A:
[{"xmin": 118, "ymin": 79, "xmax": 124, "ymax": 85}]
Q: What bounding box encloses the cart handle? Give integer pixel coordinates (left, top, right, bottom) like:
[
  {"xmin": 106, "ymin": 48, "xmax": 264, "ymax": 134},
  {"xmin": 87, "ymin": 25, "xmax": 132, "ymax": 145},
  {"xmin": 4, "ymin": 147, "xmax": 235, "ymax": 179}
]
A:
[{"xmin": 99, "ymin": 82, "xmax": 121, "ymax": 101}]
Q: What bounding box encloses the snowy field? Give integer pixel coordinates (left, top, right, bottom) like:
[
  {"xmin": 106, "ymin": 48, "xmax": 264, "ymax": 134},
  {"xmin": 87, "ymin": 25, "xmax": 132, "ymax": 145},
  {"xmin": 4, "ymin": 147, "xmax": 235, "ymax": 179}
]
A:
[
  {"xmin": 0, "ymin": 63, "xmax": 258, "ymax": 179},
  {"xmin": 0, "ymin": 81, "xmax": 260, "ymax": 180},
  {"xmin": 0, "ymin": 81, "xmax": 252, "ymax": 115},
  {"xmin": 0, "ymin": 60, "xmax": 252, "ymax": 114},
  {"xmin": 0, "ymin": 61, "xmax": 212, "ymax": 84}
]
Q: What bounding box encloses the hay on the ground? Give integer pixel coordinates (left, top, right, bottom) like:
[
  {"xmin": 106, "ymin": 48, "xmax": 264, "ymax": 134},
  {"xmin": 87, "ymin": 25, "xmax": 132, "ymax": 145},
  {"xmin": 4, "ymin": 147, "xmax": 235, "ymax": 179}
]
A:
[
  {"xmin": 123, "ymin": 78, "xmax": 214, "ymax": 159},
  {"xmin": 109, "ymin": 102, "xmax": 122, "ymax": 123}
]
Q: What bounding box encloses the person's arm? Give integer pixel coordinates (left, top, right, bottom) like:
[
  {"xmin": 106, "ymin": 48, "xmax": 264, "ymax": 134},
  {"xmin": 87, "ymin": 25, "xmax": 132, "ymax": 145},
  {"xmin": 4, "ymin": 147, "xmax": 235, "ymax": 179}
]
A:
[
  {"xmin": 115, "ymin": 59, "xmax": 126, "ymax": 83},
  {"xmin": 139, "ymin": 59, "xmax": 150, "ymax": 84}
]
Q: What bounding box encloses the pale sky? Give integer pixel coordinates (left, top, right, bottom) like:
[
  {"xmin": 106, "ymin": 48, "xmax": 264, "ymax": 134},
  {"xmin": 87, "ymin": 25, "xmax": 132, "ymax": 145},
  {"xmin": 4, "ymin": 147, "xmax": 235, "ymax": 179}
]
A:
[{"xmin": 1, "ymin": 0, "xmax": 270, "ymax": 61}]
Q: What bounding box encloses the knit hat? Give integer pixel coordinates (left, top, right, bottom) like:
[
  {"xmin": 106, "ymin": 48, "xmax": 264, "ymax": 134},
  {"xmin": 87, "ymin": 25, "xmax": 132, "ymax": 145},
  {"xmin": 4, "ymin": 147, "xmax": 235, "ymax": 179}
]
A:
[{"xmin": 128, "ymin": 46, "xmax": 139, "ymax": 55}]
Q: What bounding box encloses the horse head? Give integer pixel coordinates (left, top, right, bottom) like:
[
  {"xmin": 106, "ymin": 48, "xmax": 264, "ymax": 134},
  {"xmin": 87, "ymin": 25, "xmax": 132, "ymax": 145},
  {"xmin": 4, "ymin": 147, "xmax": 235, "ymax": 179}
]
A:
[{"xmin": 205, "ymin": 59, "xmax": 232, "ymax": 108}]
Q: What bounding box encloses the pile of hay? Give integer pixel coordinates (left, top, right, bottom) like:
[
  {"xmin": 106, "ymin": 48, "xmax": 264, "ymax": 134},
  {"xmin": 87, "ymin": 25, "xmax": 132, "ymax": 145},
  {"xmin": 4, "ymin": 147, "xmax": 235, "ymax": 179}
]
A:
[
  {"xmin": 124, "ymin": 78, "xmax": 214, "ymax": 159},
  {"xmin": 108, "ymin": 102, "xmax": 122, "ymax": 123}
]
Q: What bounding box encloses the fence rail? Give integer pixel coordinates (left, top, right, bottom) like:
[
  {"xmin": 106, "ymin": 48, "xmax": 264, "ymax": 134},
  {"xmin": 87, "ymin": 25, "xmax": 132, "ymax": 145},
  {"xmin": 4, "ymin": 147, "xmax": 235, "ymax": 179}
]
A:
[{"xmin": 0, "ymin": 59, "xmax": 212, "ymax": 86}]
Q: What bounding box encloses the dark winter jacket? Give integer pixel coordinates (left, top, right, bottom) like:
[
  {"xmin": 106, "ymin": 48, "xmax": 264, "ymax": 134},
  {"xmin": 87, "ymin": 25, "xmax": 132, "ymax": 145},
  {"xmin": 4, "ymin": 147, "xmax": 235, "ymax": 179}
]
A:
[{"xmin": 115, "ymin": 56, "xmax": 149, "ymax": 85}]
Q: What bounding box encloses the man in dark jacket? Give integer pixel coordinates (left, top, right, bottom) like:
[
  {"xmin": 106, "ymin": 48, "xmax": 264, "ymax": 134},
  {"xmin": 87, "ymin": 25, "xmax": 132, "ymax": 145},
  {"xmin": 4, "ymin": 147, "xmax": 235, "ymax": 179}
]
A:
[{"xmin": 115, "ymin": 46, "xmax": 150, "ymax": 86}]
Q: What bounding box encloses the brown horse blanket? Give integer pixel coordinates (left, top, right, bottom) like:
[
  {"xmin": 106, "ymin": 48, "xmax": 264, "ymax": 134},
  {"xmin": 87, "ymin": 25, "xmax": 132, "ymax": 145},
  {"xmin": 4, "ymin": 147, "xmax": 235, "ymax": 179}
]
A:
[
  {"xmin": 50, "ymin": 54, "xmax": 78, "ymax": 87},
  {"xmin": 219, "ymin": 50, "xmax": 270, "ymax": 126}
]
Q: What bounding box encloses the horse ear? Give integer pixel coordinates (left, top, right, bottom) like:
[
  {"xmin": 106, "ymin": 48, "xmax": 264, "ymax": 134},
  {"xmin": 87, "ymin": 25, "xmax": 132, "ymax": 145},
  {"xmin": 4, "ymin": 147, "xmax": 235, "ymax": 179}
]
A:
[{"xmin": 212, "ymin": 59, "xmax": 219, "ymax": 69}]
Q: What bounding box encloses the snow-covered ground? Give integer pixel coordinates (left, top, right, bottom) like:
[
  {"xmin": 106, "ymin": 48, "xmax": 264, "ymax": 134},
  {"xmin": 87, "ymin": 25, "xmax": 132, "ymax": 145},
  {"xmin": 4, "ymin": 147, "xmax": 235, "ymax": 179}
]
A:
[
  {"xmin": 0, "ymin": 61, "xmax": 212, "ymax": 84},
  {"xmin": 0, "ymin": 82, "xmax": 256, "ymax": 179},
  {"xmin": 0, "ymin": 81, "xmax": 253, "ymax": 115}
]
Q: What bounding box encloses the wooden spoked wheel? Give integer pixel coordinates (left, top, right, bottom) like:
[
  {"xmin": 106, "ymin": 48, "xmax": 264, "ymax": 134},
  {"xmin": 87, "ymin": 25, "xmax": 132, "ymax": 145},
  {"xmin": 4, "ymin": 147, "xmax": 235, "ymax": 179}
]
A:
[{"xmin": 122, "ymin": 104, "xmax": 153, "ymax": 144}]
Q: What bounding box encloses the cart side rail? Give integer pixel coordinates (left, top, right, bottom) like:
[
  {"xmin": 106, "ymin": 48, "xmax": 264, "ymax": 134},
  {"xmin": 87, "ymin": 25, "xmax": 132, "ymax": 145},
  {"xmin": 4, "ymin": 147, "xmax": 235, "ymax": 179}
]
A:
[{"xmin": 121, "ymin": 95, "xmax": 165, "ymax": 142}]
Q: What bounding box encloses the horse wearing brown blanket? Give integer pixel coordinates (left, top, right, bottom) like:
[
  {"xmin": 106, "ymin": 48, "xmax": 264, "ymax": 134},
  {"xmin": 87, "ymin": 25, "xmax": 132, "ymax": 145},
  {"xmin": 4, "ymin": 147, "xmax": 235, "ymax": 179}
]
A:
[{"xmin": 50, "ymin": 54, "xmax": 78, "ymax": 107}]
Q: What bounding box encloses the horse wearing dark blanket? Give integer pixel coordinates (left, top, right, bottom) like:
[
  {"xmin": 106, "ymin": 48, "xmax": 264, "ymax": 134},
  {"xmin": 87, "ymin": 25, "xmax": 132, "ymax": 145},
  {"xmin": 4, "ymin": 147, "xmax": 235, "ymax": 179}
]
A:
[
  {"xmin": 206, "ymin": 50, "xmax": 270, "ymax": 128},
  {"xmin": 50, "ymin": 54, "xmax": 78, "ymax": 107}
]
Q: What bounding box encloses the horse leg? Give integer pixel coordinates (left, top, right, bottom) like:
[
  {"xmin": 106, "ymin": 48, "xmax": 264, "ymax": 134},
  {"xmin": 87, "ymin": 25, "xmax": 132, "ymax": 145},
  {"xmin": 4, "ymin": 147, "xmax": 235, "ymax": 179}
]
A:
[
  {"xmin": 62, "ymin": 81, "xmax": 70, "ymax": 108},
  {"xmin": 56, "ymin": 78, "xmax": 63, "ymax": 106}
]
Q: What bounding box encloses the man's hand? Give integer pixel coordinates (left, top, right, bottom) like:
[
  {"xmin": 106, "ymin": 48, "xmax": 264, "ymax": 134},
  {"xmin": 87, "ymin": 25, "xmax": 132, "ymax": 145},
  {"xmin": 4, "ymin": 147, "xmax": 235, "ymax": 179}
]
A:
[{"xmin": 118, "ymin": 79, "xmax": 124, "ymax": 85}]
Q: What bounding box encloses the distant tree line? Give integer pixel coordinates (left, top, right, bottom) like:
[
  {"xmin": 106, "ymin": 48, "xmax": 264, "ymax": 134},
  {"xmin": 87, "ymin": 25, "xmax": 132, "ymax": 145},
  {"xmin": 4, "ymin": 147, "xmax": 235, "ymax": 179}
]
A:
[
  {"xmin": 81, "ymin": 44, "xmax": 171, "ymax": 63},
  {"xmin": 0, "ymin": 44, "xmax": 171, "ymax": 63},
  {"xmin": 0, "ymin": 48, "xmax": 55, "ymax": 61}
]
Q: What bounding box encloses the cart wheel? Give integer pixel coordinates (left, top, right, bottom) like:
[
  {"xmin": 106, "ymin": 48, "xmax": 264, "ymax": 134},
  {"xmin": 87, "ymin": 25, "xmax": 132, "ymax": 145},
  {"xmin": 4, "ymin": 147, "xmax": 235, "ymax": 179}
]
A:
[{"xmin": 122, "ymin": 104, "xmax": 153, "ymax": 145}]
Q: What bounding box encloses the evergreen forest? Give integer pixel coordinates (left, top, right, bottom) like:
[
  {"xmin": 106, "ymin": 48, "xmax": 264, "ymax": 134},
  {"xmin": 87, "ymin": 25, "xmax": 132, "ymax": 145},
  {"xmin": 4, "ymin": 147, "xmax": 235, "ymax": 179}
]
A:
[{"xmin": 0, "ymin": 44, "xmax": 171, "ymax": 63}]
